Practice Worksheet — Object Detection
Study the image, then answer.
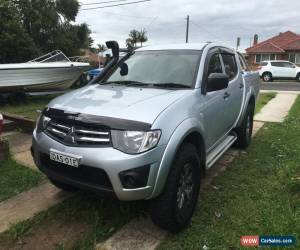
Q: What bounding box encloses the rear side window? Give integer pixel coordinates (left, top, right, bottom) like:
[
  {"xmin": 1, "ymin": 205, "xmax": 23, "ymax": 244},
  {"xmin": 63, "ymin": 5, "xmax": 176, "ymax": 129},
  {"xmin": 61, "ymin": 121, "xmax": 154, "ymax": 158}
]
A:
[
  {"xmin": 260, "ymin": 62, "xmax": 268, "ymax": 66},
  {"xmin": 238, "ymin": 54, "xmax": 250, "ymax": 71},
  {"xmin": 221, "ymin": 54, "xmax": 238, "ymax": 80}
]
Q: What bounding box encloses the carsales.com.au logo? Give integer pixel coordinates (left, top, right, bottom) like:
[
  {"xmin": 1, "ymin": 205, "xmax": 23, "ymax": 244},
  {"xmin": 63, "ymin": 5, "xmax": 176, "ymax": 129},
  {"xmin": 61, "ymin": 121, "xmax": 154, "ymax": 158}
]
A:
[{"xmin": 241, "ymin": 236, "xmax": 296, "ymax": 247}]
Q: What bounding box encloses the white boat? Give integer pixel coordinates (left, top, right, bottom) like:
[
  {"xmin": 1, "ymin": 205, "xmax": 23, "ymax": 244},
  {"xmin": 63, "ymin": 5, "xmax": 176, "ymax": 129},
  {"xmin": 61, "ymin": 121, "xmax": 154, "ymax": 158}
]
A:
[{"xmin": 0, "ymin": 50, "xmax": 90, "ymax": 93}]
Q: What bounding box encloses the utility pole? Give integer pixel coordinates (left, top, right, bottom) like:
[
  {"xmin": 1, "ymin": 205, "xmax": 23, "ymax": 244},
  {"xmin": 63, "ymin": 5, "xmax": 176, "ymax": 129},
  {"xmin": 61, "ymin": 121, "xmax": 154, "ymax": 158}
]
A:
[
  {"xmin": 236, "ymin": 37, "xmax": 241, "ymax": 51},
  {"xmin": 186, "ymin": 15, "xmax": 189, "ymax": 43}
]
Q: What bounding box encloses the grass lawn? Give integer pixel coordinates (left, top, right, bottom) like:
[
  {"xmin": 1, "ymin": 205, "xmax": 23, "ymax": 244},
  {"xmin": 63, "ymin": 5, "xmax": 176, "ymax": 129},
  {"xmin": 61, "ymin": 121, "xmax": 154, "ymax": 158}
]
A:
[
  {"xmin": 255, "ymin": 92, "xmax": 276, "ymax": 114},
  {"xmin": 158, "ymin": 97, "xmax": 300, "ymax": 249},
  {"xmin": 0, "ymin": 193, "xmax": 145, "ymax": 249},
  {"xmin": 0, "ymin": 95, "xmax": 58, "ymax": 120},
  {"xmin": 0, "ymin": 158, "xmax": 43, "ymax": 202}
]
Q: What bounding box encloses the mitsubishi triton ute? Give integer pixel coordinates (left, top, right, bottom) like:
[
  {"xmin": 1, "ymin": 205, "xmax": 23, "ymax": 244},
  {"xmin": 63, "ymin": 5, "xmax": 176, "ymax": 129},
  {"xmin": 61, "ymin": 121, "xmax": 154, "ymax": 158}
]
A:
[{"xmin": 32, "ymin": 41, "xmax": 260, "ymax": 232}]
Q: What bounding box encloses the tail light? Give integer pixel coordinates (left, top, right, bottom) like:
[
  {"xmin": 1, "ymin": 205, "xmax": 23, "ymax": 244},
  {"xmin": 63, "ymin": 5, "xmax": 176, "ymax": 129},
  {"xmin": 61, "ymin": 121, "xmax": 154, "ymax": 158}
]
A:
[{"xmin": 0, "ymin": 114, "xmax": 3, "ymax": 135}]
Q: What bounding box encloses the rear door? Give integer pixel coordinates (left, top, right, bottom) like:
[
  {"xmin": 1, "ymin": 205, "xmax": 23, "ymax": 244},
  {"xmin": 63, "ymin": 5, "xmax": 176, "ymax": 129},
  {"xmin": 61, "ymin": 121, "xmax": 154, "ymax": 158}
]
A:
[
  {"xmin": 270, "ymin": 62, "xmax": 284, "ymax": 77},
  {"xmin": 220, "ymin": 51, "xmax": 243, "ymax": 129}
]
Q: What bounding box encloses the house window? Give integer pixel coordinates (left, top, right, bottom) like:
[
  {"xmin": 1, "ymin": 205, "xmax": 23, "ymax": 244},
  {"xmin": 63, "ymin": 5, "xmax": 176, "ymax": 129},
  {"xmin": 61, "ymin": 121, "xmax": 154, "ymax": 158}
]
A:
[
  {"xmin": 255, "ymin": 54, "xmax": 261, "ymax": 63},
  {"xmin": 289, "ymin": 53, "xmax": 300, "ymax": 64},
  {"xmin": 255, "ymin": 54, "xmax": 276, "ymax": 63}
]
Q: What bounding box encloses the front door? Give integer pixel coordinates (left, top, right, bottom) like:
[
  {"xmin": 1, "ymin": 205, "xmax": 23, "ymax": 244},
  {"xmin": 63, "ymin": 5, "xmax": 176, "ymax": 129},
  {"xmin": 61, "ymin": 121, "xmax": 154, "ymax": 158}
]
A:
[
  {"xmin": 202, "ymin": 52, "xmax": 229, "ymax": 149},
  {"xmin": 281, "ymin": 61, "xmax": 297, "ymax": 77}
]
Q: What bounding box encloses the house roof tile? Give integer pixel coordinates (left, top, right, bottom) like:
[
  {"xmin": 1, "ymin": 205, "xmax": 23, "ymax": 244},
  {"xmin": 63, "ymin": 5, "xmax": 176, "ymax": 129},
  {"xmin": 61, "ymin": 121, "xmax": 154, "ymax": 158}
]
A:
[{"xmin": 246, "ymin": 31, "xmax": 300, "ymax": 53}]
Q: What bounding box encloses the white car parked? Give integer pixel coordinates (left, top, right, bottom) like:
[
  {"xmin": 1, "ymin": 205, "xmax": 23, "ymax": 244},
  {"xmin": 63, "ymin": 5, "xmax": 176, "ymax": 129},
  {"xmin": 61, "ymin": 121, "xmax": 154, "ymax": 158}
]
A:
[{"xmin": 258, "ymin": 60, "xmax": 300, "ymax": 82}]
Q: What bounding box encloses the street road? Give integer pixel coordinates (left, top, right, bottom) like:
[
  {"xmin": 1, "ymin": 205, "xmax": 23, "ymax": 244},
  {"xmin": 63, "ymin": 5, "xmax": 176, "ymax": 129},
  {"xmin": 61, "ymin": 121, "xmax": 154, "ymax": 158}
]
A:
[{"xmin": 261, "ymin": 81, "xmax": 300, "ymax": 91}]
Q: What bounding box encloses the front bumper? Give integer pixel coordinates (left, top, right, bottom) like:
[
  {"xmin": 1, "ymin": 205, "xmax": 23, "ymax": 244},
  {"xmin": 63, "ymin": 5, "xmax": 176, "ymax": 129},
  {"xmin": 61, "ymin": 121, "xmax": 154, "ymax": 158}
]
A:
[{"xmin": 32, "ymin": 130, "xmax": 166, "ymax": 201}]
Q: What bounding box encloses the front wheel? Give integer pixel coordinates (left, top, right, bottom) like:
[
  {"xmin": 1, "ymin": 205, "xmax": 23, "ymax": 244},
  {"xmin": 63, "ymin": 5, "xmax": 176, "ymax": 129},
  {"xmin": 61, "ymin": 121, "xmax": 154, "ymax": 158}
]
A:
[
  {"xmin": 235, "ymin": 104, "xmax": 254, "ymax": 149},
  {"xmin": 296, "ymin": 73, "xmax": 300, "ymax": 82},
  {"xmin": 149, "ymin": 143, "xmax": 201, "ymax": 232}
]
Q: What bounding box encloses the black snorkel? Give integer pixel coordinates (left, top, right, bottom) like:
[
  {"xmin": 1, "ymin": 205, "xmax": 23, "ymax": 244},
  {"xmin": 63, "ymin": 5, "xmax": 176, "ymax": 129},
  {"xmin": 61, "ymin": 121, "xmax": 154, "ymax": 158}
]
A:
[{"xmin": 88, "ymin": 41, "xmax": 120, "ymax": 85}]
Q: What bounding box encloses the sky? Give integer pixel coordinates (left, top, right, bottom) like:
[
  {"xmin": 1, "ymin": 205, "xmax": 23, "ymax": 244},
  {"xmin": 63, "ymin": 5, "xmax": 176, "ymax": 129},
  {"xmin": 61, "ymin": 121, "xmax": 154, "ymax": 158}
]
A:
[{"xmin": 76, "ymin": 0, "xmax": 300, "ymax": 51}]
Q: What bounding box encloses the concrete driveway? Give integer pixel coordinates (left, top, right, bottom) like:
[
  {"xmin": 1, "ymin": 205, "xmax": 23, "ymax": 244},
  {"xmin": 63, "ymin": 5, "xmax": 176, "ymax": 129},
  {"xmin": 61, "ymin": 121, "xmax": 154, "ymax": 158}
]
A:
[{"xmin": 261, "ymin": 80, "xmax": 300, "ymax": 91}]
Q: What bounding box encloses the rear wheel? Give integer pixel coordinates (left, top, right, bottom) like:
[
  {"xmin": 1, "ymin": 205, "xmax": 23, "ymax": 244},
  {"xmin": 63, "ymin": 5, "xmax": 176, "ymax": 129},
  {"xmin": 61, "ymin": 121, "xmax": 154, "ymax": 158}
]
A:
[
  {"xmin": 49, "ymin": 178, "xmax": 78, "ymax": 192},
  {"xmin": 235, "ymin": 103, "xmax": 254, "ymax": 149},
  {"xmin": 149, "ymin": 143, "xmax": 201, "ymax": 232},
  {"xmin": 262, "ymin": 72, "xmax": 272, "ymax": 82}
]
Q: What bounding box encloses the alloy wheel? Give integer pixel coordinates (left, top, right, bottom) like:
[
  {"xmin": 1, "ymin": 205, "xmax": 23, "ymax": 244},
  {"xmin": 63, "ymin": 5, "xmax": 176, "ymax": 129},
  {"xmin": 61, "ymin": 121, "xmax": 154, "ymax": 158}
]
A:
[{"xmin": 176, "ymin": 162, "xmax": 195, "ymax": 221}]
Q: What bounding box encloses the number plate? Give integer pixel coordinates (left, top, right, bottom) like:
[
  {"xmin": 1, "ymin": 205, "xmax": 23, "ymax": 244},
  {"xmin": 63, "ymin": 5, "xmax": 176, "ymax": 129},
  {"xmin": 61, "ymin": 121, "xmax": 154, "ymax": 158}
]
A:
[{"xmin": 49, "ymin": 150, "xmax": 80, "ymax": 168}]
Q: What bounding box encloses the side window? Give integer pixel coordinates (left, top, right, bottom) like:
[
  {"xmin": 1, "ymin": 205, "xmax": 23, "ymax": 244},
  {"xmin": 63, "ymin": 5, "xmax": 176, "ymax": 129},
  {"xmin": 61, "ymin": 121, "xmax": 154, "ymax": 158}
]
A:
[
  {"xmin": 260, "ymin": 62, "xmax": 268, "ymax": 66},
  {"xmin": 283, "ymin": 62, "xmax": 294, "ymax": 68},
  {"xmin": 221, "ymin": 54, "xmax": 238, "ymax": 80},
  {"xmin": 271, "ymin": 62, "xmax": 283, "ymax": 67},
  {"xmin": 207, "ymin": 53, "xmax": 223, "ymax": 77}
]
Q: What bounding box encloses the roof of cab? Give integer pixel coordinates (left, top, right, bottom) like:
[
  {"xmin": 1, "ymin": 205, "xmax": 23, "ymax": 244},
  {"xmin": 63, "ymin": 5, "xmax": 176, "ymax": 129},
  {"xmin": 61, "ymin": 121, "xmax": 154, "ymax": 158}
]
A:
[{"xmin": 136, "ymin": 43, "xmax": 209, "ymax": 51}]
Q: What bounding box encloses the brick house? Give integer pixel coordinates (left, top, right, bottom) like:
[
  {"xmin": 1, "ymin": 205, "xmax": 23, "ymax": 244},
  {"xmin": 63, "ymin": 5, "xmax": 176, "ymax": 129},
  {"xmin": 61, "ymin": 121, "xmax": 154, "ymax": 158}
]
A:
[{"xmin": 246, "ymin": 31, "xmax": 300, "ymax": 65}]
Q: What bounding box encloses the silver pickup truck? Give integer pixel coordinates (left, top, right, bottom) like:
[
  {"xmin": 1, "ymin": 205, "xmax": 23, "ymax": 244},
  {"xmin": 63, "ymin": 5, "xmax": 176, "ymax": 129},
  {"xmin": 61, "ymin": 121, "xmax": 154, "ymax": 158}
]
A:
[{"xmin": 32, "ymin": 42, "xmax": 260, "ymax": 232}]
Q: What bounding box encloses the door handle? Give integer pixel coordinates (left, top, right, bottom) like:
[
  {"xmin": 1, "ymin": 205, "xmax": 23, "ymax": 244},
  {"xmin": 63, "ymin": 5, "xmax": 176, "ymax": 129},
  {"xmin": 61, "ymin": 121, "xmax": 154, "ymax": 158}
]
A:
[
  {"xmin": 224, "ymin": 92, "xmax": 230, "ymax": 99},
  {"xmin": 240, "ymin": 83, "xmax": 244, "ymax": 89}
]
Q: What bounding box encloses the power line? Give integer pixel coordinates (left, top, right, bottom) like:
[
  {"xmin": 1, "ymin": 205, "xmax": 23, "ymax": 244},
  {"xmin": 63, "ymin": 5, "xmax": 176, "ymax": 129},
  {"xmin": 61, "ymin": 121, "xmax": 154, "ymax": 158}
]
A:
[
  {"xmin": 80, "ymin": 0, "xmax": 151, "ymax": 10},
  {"xmin": 189, "ymin": 20, "xmax": 223, "ymax": 43},
  {"xmin": 80, "ymin": 0, "xmax": 130, "ymax": 6}
]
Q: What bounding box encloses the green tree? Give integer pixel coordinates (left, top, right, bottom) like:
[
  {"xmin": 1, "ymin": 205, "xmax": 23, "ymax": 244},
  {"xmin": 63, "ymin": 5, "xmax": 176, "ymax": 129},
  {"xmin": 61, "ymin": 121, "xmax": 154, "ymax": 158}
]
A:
[
  {"xmin": 126, "ymin": 29, "xmax": 148, "ymax": 49},
  {"xmin": 138, "ymin": 29, "xmax": 148, "ymax": 47},
  {"xmin": 0, "ymin": 0, "xmax": 92, "ymax": 63},
  {"xmin": 128, "ymin": 29, "xmax": 139, "ymax": 47},
  {"xmin": 126, "ymin": 38, "xmax": 134, "ymax": 49},
  {"xmin": 0, "ymin": 1, "xmax": 39, "ymax": 63},
  {"xmin": 97, "ymin": 44, "xmax": 107, "ymax": 54}
]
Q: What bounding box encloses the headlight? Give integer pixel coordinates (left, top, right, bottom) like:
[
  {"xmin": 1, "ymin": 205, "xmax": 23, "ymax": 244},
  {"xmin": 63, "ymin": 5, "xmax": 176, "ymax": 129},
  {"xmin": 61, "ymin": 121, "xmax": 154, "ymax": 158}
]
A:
[
  {"xmin": 111, "ymin": 130, "xmax": 161, "ymax": 154},
  {"xmin": 36, "ymin": 115, "xmax": 51, "ymax": 132}
]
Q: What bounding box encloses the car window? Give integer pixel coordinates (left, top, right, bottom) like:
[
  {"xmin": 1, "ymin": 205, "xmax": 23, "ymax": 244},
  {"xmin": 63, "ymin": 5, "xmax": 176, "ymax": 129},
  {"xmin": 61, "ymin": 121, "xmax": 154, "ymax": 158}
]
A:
[
  {"xmin": 107, "ymin": 50, "xmax": 202, "ymax": 87},
  {"xmin": 207, "ymin": 53, "xmax": 223, "ymax": 76},
  {"xmin": 271, "ymin": 62, "xmax": 284, "ymax": 67},
  {"xmin": 238, "ymin": 54, "xmax": 250, "ymax": 71},
  {"xmin": 283, "ymin": 62, "xmax": 294, "ymax": 68},
  {"xmin": 221, "ymin": 54, "xmax": 238, "ymax": 80},
  {"xmin": 260, "ymin": 62, "xmax": 268, "ymax": 66}
]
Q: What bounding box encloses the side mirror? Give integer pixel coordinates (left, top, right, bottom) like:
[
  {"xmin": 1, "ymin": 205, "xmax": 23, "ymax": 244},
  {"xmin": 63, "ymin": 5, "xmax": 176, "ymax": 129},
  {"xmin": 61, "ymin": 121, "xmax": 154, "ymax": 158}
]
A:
[
  {"xmin": 207, "ymin": 73, "xmax": 229, "ymax": 92},
  {"xmin": 120, "ymin": 63, "xmax": 128, "ymax": 76}
]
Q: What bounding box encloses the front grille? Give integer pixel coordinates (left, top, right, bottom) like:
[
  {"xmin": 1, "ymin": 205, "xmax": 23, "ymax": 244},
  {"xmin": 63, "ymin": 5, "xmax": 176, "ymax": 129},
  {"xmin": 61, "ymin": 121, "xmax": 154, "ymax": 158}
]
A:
[
  {"xmin": 40, "ymin": 153, "xmax": 113, "ymax": 190},
  {"xmin": 45, "ymin": 120, "xmax": 111, "ymax": 147}
]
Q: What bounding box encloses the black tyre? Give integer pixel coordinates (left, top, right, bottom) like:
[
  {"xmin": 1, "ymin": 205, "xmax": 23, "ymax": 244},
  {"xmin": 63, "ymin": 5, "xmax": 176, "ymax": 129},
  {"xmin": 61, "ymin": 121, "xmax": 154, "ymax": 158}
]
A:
[
  {"xmin": 149, "ymin": 143, "xmax": 202, "ymax": 232},
  {"xmin": 262, "ymin": 72, "xmax": 272, "ymax": 82},
  {"xmin": 235, "ymin": 103, "xmax": 254, "ymax": 149},
  {"xmin": 296, "ymin": 73, "xmax": 300, "ymax": 82},
  {"xmin": 49, "ymin": 178, "xmax": 78, "ymax": 192}
]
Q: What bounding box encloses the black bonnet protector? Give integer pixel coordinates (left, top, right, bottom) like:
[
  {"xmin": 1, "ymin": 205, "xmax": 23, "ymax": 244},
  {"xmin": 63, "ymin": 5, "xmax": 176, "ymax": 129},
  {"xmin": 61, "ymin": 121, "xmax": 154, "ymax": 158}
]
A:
[{"xmin": 43, "ymin": 108, "xmax": 152, "ymax": 131}]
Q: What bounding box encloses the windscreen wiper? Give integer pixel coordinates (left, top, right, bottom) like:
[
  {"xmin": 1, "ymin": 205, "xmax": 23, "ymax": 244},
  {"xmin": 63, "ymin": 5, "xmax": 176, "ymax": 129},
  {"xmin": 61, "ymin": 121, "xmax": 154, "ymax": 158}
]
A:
[
  {"xmin": 101, "ymin": 80, "xmax": 149, "ymax": 87},
  {"xmin": 153, "ymin": 83, "xmax": 191, "ymax": 89}
]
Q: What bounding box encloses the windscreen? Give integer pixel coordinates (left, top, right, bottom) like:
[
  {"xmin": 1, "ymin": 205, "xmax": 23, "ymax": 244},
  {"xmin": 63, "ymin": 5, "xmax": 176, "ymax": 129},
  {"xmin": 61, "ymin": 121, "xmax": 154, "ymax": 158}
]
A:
[{"xmin": 106, "ymin": 50, "xmax": 202, "ymax": 88}]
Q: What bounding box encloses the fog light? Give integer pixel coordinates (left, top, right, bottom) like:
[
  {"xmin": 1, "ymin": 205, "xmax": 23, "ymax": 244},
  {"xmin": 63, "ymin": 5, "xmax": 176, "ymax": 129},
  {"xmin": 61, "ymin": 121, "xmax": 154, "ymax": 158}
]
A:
[{"xmin": 119, "ymin": 165, "xmax": 150, "ymax": 189}]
